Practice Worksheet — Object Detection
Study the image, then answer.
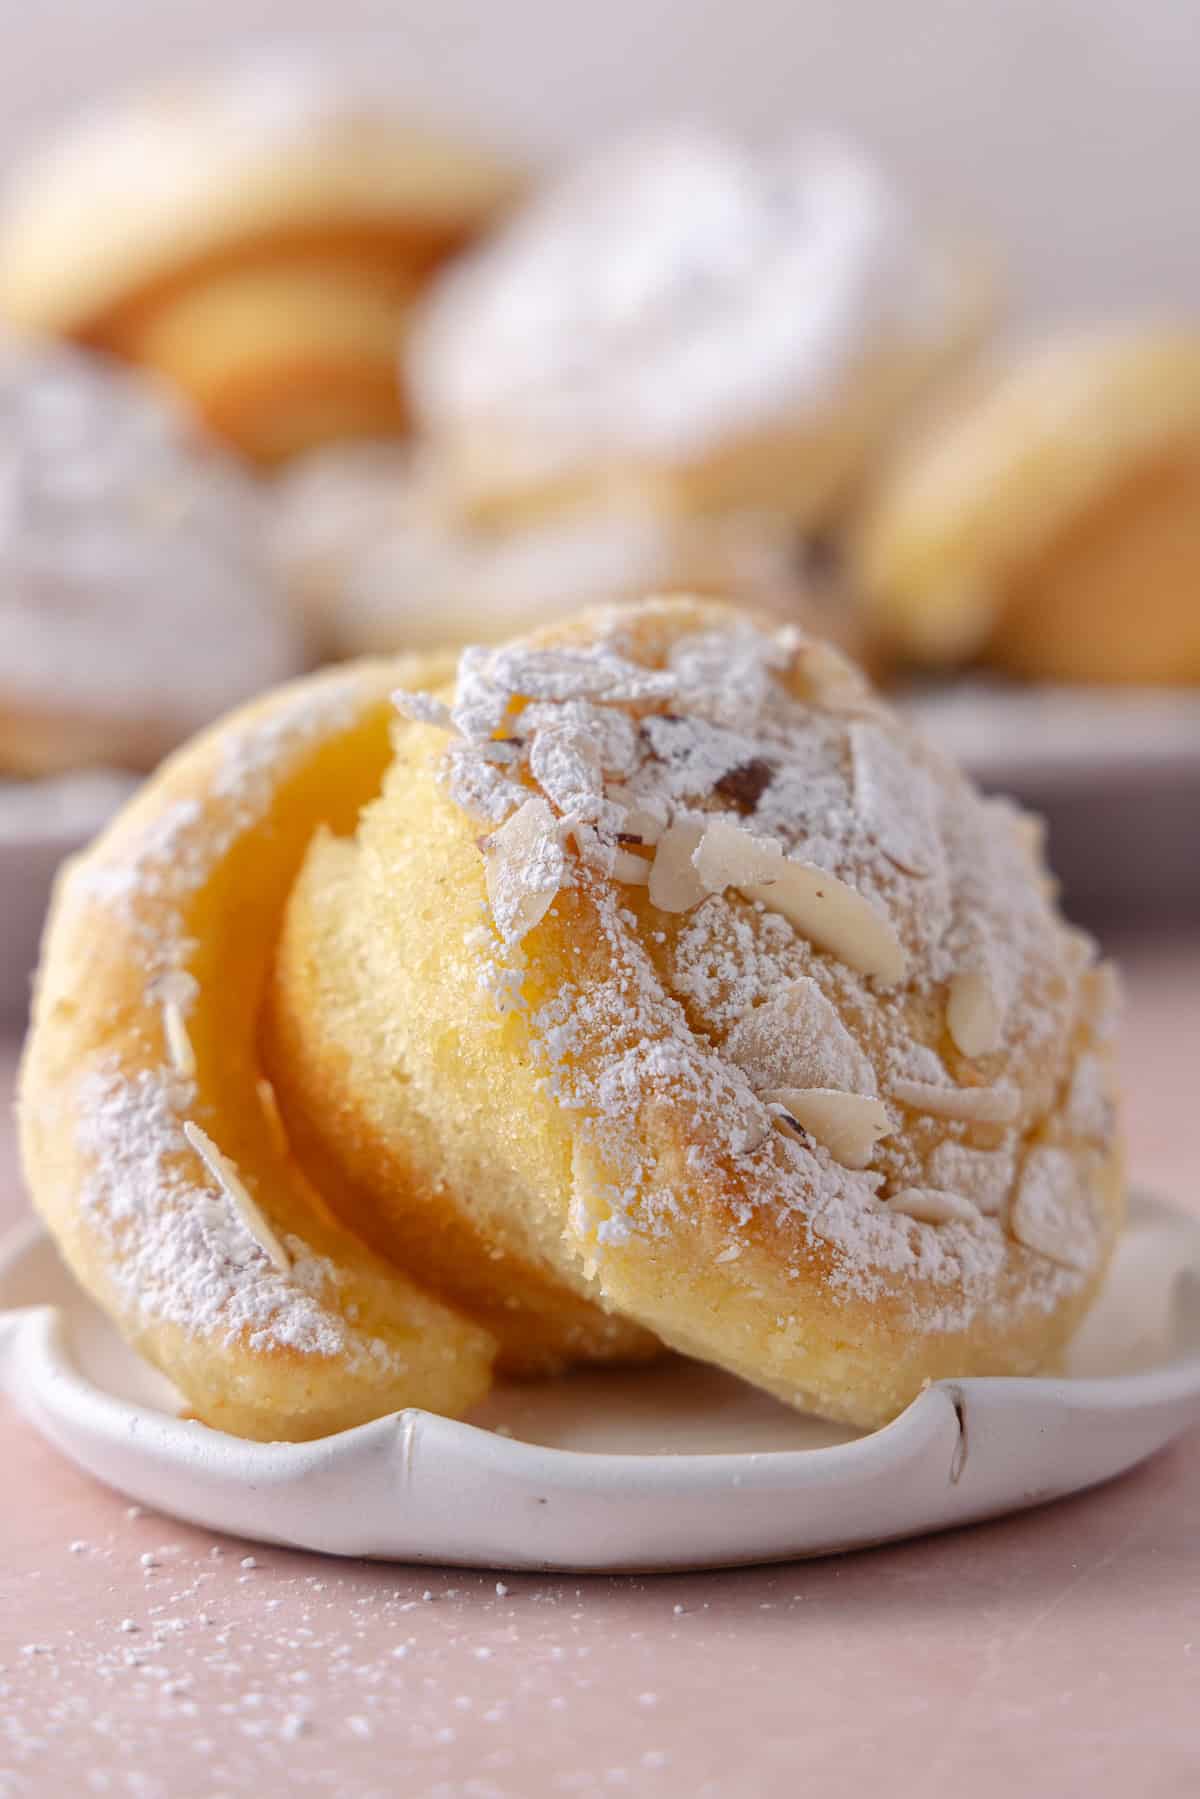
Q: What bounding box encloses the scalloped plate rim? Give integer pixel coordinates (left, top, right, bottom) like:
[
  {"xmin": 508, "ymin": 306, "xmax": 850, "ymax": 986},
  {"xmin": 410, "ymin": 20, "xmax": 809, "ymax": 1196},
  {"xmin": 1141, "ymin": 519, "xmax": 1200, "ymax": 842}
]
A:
[{"xmin": 2, "ymin": 1199, "xmax": 1199, "ymax": 1571}]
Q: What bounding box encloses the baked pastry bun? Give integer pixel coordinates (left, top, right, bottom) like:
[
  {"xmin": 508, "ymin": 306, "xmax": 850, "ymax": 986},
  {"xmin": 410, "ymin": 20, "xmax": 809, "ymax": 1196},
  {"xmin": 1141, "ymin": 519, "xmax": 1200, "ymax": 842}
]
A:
[
  {"xmin": 856, "ymin": 325, "xmax": 1200, "ymax": 682},
  {"xmin": 407, "ymin": 129, "xmax": 988, "ymax": 526},
  {"xmin": 0, "ymin": 54, "xmax": 521, "ymax": 464},
  {"xmin": 269, "ymin": 442, "xmax": 844, "ymax": 658},
  {"xmin": 0, "ymin": 337, "xmax": 301, "ymax": 777},
  {"xmin": 293, "ymin": 597, "xmax": 1122, "ymax": 1429},
  {"xmin": 19, "ymin": 658, "xmax": 652, "ymax": 1438}
]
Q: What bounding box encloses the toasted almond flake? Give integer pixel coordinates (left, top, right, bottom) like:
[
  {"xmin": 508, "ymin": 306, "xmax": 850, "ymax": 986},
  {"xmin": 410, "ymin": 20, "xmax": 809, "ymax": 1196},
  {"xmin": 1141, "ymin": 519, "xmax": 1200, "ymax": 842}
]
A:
[
  {"xmin": 612, "ymin": 848, "xmax": 651, "ymax": 885},
  {"xmin": 1063, "ymin": 1052, "xmax": 1114, "ymax": 1146},
  {"xmin": 564, "ymin": 818, "xmax": 615, "ymax": 876},
  {"xmin": 481, "ymin": 795, "xmax": 565, "ymax": 945},
  {"xmin": 947, "ymin": 970, "xmax": 1005, "ymax": 1058},
  {"xmin": 690, "ymin": 818, "xmax": 908, "ymax": 984},
  {"xmin": 849, "ymin": 720, "xmax": 937, "ymax": 878},
  {"xmin": 256, "ymin": 1076, "xmax": 290, "ymax": 1159},
  {"xmin": 730, "ymin": 1113, "xmax": 770, "ymax": 1155},
  {"xmin": 725, "ymin": 977, "xmax": 877, "ymax": 1096},
  {"xmin": 393, "ymin": 690, "xmax": 455, "ymax": 732},
  {"xmin": 1010, "ymin": 1147, "xmax": 1096, "ymax": 1271},
  {"xmin": 741, "ymin": 861, "xmax": 908, "ymax": 985},
  {"xmin": 487, "ymin": 646, "xmax": 676, "ymax": 704},
  {"xmin": 182, "ymin": 1121, "xmax": 290, "ymax": 1272},
  {"xmin": 616, "ymin": 805, "xmax": 665, "ymax": 848},
  {"xmin": 886, "ymin": 1187, "xmax": 980, "ymax": 1226},
  {"xmin": 161, "ymin": 999, "xmax": 196, "ymax": 1080},
  {"xmin": 890, "ymin": 1078, "xmax": 1019, "ymax": 1125},
  {"xmin": 648, "ymin": 820, "xmax": 708, "ymax": 913},
  {"xmin": 692, "ymin": 817, "xmax": 784, "ymax": 892},
  {"xmin": 529, "ymin": 727, "xmax": 603, "ymax": 810},
  {"xmin": 478, "ymin": 738, "xmax": 525, "ymax": 765},
  {"xmin": 926, "ymin": 1142, "xmax": 1013, "ymax": 1215},
  {"xmin": 761, "ymin": 1087, "xmax": 891, "ymax": 1170}
]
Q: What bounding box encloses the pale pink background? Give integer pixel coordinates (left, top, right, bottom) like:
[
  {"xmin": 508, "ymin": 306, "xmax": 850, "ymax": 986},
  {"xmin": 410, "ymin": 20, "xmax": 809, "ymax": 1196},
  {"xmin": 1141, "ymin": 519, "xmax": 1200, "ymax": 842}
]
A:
[
  {"xmin": 0, "ymin": 930, "xmax": 1197, "ymax": 1797},
  {"xmin": 2, "ymin": 0, "xmax": 1199, "ymax": 326}
]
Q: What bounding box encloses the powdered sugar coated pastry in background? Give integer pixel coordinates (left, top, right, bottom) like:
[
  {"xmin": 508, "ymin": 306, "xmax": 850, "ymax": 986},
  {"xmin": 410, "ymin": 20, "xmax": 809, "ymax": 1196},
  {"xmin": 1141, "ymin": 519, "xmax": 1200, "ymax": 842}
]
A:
[
  {"xmin": 0, "ymin": 337, "xmax": 301, "ymax": 777},
  {"xmin": 268, "ymin": 440, "xmax": 855, "ymax": 659},
  {"xmin": 0, "ymin": 51, "xmax": 522, "ymax": 463},
  {"xmin": 408, "ymin": 129, "xmax": 989, "ymax": 523},
  {"xmin": 296, "ymin": 597, "xmax": 1122, "ymax": 1429}
]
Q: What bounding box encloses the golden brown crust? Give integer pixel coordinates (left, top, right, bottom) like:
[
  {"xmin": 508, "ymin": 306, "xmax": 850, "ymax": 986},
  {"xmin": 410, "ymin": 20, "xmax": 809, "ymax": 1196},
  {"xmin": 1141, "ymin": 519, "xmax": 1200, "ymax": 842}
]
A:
[
  {"xmin": 19, "ymin": 661, "xmax": 496, "ymax": 1441},
  {"xmin": 343, "ymin": 598, "xmax": 1124, "ymax": 1428},
  {"xmin": 264, "ymin": 831, "xmax": 660, "ymax": 1375}
]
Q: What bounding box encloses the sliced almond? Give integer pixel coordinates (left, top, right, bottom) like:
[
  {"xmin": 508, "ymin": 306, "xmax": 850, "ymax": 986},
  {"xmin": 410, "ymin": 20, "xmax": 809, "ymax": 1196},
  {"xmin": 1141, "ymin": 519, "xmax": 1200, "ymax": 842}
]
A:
[
  {"xmin": 762, "ymin": 1087, "xmax": 891, "ymax": 1170},
  {"xmin": 564, "ymin": 818, "xmax": 614, "ymax": 876},
  {"xmin": 927, "ymin": 1142, "xmax": 1013, "ymax": 1215},
  {"xmin": 690, "ymin": 816, "xmax": 908, "ymax": 984},
  {"xmin": 648, "ymin": 819, "xmax": 708, "ymax": 913},
  {"xmin": 477, "ymin": 737, "xmax": 526, "ymax": 765},
  {"xmin": 393, "ymin": 689, "xmax": 455, "ymax": 732},
  {"xmin": 481, "ymin": 795, "xmax": 565, "ymax": 945},
  {"xmin": 1010, "ymin": 1147, "xmax": 1096, "ymax": 1271},
  {"xmin": 1063, "ymin": 1051, "xmax": 1114, "ymax": 1146},
  {"xmin": 183, "ymin": 1121, "xmax": 290, "ymax": 1273},
  {"xmin": 611, "ymin": 848, "xmax": 651, "ymax": 886},
  {"xmin": 946, "ymin": 969, "xmax": 1005, "ymax": 1058},
  {"xmin": 529, "ymin": 726, "xmax": 602, "ymax": 811},
  {"xmin": 886, "ymin": 1187, "xmax": 980, "ymax": 1226},
  {"xmin": 890, "ymin": 1078, "xmax": 1019, "ymax": 1126},
  {"xmin": 725, "ymin": 977, "xmax": 877, "ymax": 1096},
  {"xmin": 693, "ymin": 817, "xmax": 784, "ymax": 892},
  {"xmin": 729, "ymin": 1113, "xmax": 771, "ymax": 1155},
  {"xmin": 161, "ymin": 998, "xmax": 196, "ymax": 1080},
  {"xmin": 849, "ymin": 720, "xmax": 938, "ymax": 878},
  {"xmin": 742, "ymin": 863, "xmax": 907, "ymax": 985},
  {"xmin": 616, "ymin": 804, "xmax": 666, "ymax": 848}
]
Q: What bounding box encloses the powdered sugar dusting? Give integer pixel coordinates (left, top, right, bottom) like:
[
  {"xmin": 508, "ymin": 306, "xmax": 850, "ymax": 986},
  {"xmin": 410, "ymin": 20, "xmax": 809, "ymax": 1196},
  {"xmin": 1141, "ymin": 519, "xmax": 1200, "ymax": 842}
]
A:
[
  {"xmin": 60, "ymin": 670, "xmax": 405, "ymax": 1363},
  {"xmin": 411, "ymin": 129, "xmax": 965, "ymax": 475},
  {"xmin": 72, "ymin": 673, "xmax": 362, "ymax": 982},
  {"xmin": 76, "ymin": 1063, "xmax": 387, "ymax": 1365},
  {"xmin": 408, "ymin": 601, "xmax": 1116, "ymax": 1335},
  {"xmin": 0, "ymin": 335, "xmax": 295, "ymax": 756}
]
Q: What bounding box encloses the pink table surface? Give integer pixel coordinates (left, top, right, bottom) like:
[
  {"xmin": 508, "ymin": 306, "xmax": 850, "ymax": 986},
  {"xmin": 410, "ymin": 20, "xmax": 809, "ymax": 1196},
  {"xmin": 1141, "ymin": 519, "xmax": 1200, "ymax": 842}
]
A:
[{"xmin": 0, "ymin": 932, "xmax": 1197, "ymax": 1799}]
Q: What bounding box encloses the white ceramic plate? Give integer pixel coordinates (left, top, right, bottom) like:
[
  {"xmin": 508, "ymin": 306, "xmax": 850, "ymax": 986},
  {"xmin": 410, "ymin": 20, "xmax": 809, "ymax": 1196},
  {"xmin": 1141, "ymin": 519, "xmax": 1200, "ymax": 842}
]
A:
[
  {"xmin": 1, "ymin": 1192, "xmax": 1198, "ymax": 1571},
  {"xmin": 907, "ymin": 682, "xmax": 1200, "ymax": 917},
  {"xmin": 0, "ymin": 771, "xmax": 136, "ymax": 1026}
]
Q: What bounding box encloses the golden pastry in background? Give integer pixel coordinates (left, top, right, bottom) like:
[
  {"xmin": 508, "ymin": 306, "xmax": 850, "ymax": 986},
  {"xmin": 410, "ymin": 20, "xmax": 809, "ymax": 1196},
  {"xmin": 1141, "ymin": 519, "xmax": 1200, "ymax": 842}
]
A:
[
  {"xmin": 0, "ymin": 335, "xmax": 301, "ymax": 779},
  {"xmin": 268, "ymin": 441, "xmax": 860, "ymax": 660},
  {"xmin": 0, "ymin": 54, "xmax": 521, "ymax": 464},
  {"xmin": 278, "ymin": 598, "xmax": 1122, "ymax": 1431},
  {"xmin": 407, "ymin": 128, "xmax": 990, "ymax": 528},
  {"xmin": 855, "ymin": 325, "xmax": 1200, "ymax": 683}
]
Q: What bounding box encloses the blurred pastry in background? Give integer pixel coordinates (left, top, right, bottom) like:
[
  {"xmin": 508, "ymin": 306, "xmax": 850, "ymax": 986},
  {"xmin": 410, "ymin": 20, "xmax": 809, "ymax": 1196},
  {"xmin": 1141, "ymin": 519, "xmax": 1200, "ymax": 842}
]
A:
[
  {"xmin": 0, "ymin": 53, "xmax": 522, "ymax": 465},
  {"xmin": 0, "ymin": 337, "xmax": 301, "ymax": 779},
  {"xmin": 406, "ymin": 127, "xmax": 990, "ymax": 527},
  {"xmin": 856, "ymin": 324, "xmax": 1200, "ymax": 684},
  {"xmin": 270, "ymin": 441, "xmax": 861, "ymax": 659}
]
